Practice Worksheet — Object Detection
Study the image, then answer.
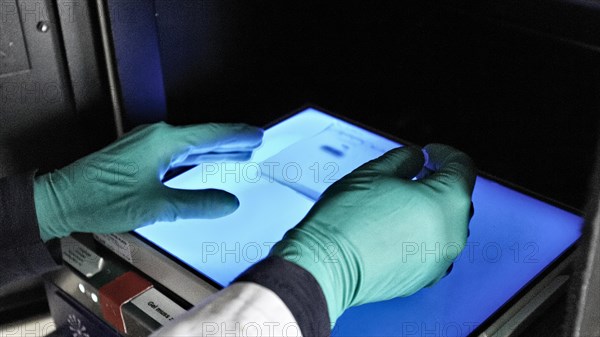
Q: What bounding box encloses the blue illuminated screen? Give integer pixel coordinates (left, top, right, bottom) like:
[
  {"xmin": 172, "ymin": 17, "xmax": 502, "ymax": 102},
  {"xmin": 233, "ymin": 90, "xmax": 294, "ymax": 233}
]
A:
[{"xmin": 136, "ymin": 108, "xmax": 583, "ymax": 336}]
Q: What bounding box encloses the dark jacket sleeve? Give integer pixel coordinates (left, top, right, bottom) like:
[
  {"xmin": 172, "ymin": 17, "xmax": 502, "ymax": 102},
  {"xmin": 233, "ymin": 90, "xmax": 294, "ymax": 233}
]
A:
[
  {"xmin": 0, "ymin": 172, "xmax": 60, "ymax": 294},
  {"xmin": 234, "ymin": 256, "xmax": 332, "ymax": 337}
]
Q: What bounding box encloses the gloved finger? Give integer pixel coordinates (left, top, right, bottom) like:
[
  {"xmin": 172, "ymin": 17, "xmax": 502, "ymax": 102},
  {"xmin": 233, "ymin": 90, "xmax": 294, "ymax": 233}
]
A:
[
  {"xmin": 438, "ymin": 263, "xmax": 454, "ymax": 280},
  {"xmin": 445, "ymin": 201, "xmax": 473, "ymax": 277},
  {"xmin": 468, "ymin": 201, "xmax": 475, "ymax": 237},
  {"xmin": 425, "ymin": 272, "xmax": 446, "ymax": 288},
  {"xmin": 426, "ymin": 263, "xmax": 455, "ymax": 288},
  {"xmin": 160, "ymin": 124, "xmax": 263, "ymax": 175},
  {"xmin": 357, "ymin": 146, "xmax": 425, "ymax": 180},
  {"xmin": 414, "ymin": 167, "xmax": 433, "ymax": 180},
  {"xmin": 175, "ymin": 123, "xmax": 264, "ymax": 153},
  {"xmin": 413, "ymin": 148, "xmax": 433, "ymax": 180},
  {"xmin": 432, "ymin": 262, "xmax": 454, "ymax": 285},
  {"xmin": 162, "ymin": 188, "xmax": 241, "ymax": 220},
  {"xmin": 170, "ymin": 151, "xmax": 253, "ymax": 168},
  {"xmin": 419, "ymin": 144, "xmax": 476, "ymax": 195}
]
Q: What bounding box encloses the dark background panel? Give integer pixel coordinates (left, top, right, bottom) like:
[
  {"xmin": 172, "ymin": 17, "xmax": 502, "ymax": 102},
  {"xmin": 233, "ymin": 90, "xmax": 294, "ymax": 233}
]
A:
[
  {"xmin": 0, "ymin": 0, "xmax": 115, "ymax": 178},
  {"xmin": 154, "ymin": 1, "xmax": 600, "ymax": 209},
  {"xmin": 0, "ymin": 0, "xmax": 116, "ymax": 317}
]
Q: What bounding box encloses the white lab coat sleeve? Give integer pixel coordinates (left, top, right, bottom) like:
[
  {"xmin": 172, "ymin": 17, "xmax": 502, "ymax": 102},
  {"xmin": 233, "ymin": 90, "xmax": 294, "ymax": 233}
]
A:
[{"xmin": 151, "ymin": 282, "xmax": 302, "ymax": 337}]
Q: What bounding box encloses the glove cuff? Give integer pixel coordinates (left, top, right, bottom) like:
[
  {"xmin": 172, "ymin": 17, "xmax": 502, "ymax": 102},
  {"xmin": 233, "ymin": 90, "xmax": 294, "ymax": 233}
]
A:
[
  {"xmin": 33, "ymin": 173, "xmax": 71, "ymax": 241},
  {"xmin": 270, "ymin": 226, "xmax": 358, "ymax": 324}
]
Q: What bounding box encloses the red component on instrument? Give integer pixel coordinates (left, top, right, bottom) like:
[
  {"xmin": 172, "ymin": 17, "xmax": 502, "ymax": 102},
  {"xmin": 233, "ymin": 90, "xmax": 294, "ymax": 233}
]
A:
[{"xmin": 99, "ymin": 271, "xmax": 153, "ymax": 333}]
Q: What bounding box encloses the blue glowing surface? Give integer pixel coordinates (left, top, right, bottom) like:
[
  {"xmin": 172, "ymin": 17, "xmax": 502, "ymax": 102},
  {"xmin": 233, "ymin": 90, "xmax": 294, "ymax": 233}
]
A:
[{"xmin": 136, "ymin": 108, "xmax": 583, "ymax": 336}]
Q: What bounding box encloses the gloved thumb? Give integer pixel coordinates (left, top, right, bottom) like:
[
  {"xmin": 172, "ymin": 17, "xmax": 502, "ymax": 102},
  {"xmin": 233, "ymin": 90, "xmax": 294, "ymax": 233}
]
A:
[
  {"xmin": 359, "ymin": 146, "xmax": 425, "ymax": 179},
  {"xmin": 161, "ymin": 187, "xmax": 240, "ymax": 220}
]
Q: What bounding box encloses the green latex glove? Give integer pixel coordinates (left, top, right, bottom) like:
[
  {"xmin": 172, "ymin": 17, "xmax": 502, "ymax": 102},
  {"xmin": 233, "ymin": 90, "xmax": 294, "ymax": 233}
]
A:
[
  {"xmin": 34, "ymin": 122, "xmax": 263, "ymax": 242},
  {"xmin": 271, "ymin": 144, "xmax": 476, "ymax": 323}
]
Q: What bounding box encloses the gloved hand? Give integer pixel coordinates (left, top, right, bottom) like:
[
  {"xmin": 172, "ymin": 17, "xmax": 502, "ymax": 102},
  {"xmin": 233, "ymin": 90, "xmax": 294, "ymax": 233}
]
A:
[
  {"xmin": 34, "ymin": 122, "xmax": 263, "ymax": 242},
  {"xmin": 271, "ymin": 144, "xmax": 476, "ymax": 323}
]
